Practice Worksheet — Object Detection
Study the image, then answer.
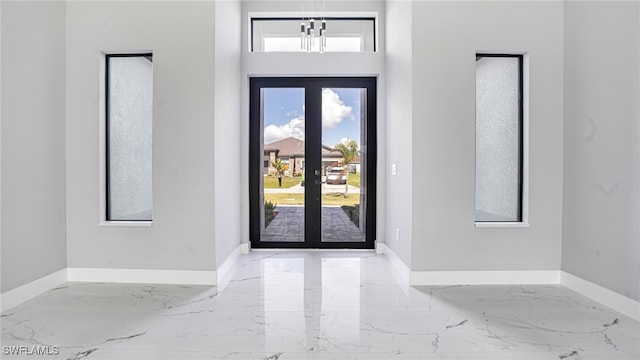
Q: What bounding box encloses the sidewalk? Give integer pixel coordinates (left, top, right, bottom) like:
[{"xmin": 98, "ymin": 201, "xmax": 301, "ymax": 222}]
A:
[{"xmin": 264, "ymin": 183, "xmax": 361, "ymax": 194}]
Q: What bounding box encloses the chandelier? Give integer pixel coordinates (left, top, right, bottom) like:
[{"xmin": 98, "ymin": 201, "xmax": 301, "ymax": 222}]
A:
[
  {"xmin": 299, "ymin": 0, "xmax": 326, "ymax": 53},
  {"xmin": 300, "ymin": 17, "xmax": 326, "ymax": 52}
]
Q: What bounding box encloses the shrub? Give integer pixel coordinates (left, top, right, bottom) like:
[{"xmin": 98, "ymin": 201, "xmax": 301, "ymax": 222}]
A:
[{"xmin": 265, "ymin": 200, "xmax": 277, "ymax": 227}]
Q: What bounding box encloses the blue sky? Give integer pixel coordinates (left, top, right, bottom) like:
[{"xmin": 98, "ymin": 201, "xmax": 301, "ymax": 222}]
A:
[{"xmin": 263, "ymin": 88, "xmax": 361, "ymax": 148}]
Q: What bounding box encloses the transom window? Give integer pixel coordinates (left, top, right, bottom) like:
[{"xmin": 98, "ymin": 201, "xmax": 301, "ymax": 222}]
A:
[{"xmin": 251, "ymin": 17, "xmax": 376, "ymax": 53}]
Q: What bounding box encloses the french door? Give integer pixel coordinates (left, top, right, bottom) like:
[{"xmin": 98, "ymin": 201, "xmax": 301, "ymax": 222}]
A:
[{"xmin": 249, "ymin": 77, "xmax": 376, "ymax": 249}]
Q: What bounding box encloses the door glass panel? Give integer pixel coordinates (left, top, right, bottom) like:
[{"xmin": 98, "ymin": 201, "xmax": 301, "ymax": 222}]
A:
[
  {"xmin": 320, "ymin": 88, "xmax": 366, "ymax": 243},
  {"xmin": 260, "ymin": 88, "xmax": 306, "ymax": 242}
]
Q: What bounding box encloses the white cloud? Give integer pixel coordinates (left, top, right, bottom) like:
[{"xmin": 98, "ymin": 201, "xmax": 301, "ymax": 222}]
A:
[
  {"xmin": 322, "ymin": 88, "xmax": 352, "ymax": 130},
  {"xmin": 264, "ymin": 116, "xmax": 305, "ymax": 144},
  {"xmin": 263, "ymin": 89, "xmax": 352, "ymax": 143}
]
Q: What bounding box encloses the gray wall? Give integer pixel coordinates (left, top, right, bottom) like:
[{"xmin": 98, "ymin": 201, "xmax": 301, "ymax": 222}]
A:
[
  {"xmin": 410, "ymin": 1, "xmax": 564, "ymax": 271},
  {"xmin": 214, "ymin": 0, "xmax": 242, "ymax": 267},
  {"xmin": 1, "ymin": 1, "xmax": 67, "ymax": 292},
  {"xmin": 385, "ymin": 0, "xmax": 413, "ymax": 266},
  {"xmin": 65, "ymin": 1, "xmax": 217, "ymax": 271},
  {"xmin": 563, "ymin": 1, "xmax": 640, "ymax": 301},
  {"xmin": 4, "ymin": 1, "xmax": 637, "ymax": 305}
]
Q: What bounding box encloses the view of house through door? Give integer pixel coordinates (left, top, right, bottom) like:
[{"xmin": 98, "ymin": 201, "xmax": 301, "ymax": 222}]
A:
[{"xmin": 250, "ymin": 78, "xmax": 376, "ymax": 249}]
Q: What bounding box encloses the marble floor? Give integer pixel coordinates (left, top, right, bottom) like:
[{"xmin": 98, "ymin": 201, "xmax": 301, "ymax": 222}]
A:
[{"xmin": 1, "ymin": 252, "xmax": 639, "ymax": 360}]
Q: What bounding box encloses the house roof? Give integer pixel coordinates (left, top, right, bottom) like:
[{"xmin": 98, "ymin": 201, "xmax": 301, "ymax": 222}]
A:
[
  {"xmin": 322, "ymin": 145, "xmax": 343, "ymax": 158},
  {"xmin": 264, "ymin": 137, "xmax": 305, "ymax": 157},
  {"xmin": 264, "ymin": 137, "xmax": 343, "ymax": 158}
]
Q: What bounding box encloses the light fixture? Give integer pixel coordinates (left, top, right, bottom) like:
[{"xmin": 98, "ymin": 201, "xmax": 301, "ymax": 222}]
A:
[{"xmin": 300, "ymin": 1, "xmax": 326, "ymax": 52}]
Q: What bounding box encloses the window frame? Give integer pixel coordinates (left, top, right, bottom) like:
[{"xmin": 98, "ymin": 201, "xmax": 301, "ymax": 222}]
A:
[
  {"xmin": 105, "ymin": 53, "xmax": 154, "ymax": 223},
  {"xmin": 474, "ymin": 53, "xmax": 525, "ymax": 224},
  {"xmin": 250, "ymin": 17, "xmax": 377, "ymax": 53}
]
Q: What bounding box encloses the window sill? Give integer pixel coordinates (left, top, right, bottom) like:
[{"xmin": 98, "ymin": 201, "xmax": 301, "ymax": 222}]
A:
[
  {"xmin": 99, "ymin": 221, "xmax": 153, "ymax": 227},
  {"xmin": 475, "ymin": 222, "xmax": 530, "ymax": 228}
]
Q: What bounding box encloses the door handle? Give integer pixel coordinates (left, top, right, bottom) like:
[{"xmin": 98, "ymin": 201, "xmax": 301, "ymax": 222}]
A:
[{"xmin": 314, "ymin": 169, "xmax": 321, "ymax": 176}]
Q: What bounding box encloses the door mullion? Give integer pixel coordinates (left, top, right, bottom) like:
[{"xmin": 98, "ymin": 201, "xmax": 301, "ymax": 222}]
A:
[{"xmin": 305, "ymin": 85, "xmax": 322, "ymax": 247}]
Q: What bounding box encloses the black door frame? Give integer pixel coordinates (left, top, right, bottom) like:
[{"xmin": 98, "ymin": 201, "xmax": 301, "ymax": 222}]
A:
[{"xmin": 249, "ymin": 77, "xmax": 377, "ymax": 249}]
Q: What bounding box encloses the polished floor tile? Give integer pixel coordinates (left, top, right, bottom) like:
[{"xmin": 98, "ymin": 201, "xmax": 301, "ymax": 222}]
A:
[{"xmin": 1, "ymin": 252, "xmax": 639, "ymax": 359}]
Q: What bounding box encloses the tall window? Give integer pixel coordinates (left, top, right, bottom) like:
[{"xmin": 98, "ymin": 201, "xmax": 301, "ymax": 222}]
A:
[
  {"xmin": 106, "ymin": 54, "xmax": 153, "ymax": 221},
  {"xmin": 475, "ymin": 54, "xmax": 523, "ymax": 222}
]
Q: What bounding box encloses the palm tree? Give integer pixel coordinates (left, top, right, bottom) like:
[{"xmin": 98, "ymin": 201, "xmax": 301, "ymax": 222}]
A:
[
  {"xmin": 271, "ymin": 158, "xmax": 287, "ymax": 187},
  {"xmin": 333, "ymin": 139, "xmax": 359, "ymax": 197}
]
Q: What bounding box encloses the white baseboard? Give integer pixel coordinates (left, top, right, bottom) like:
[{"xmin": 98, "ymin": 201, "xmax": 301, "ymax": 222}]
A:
[
  {"xmin": 4, "ymin": 261, "xmax": 638, "ymax": 325},
  {"xmin": 240, "ymin": 242, "xmax": 251, "ymax": 254},
  {"xmin": 383, "ymin": 244, "xmax": 411, "ymax": 284},
  {"xmin": 381, "ymin": 251, "xmax": 639, "ymax": 322},
  {"xmin": 410, "ymin": 270, "xmax": 562, "ymax": 286},
  {"xmin": 383, "ymin": 249, "xmax": 561, "ymax": 286},
  {"xmin": 561, "ymin": 271, "xmax": 640, "ymax": 322},
  {"xmin": 217, "ymin": 244, "xmax": 242, "ymax": 285},
  {"xmin": 67, "ymin": 268, "xmax": 217, "ymax": 286},
  {"xmin": 375, "ymin": 241, "xmax": 385, "ymax": 254},
  {"xmin": 1, "ymin": 269, "xmax": 67, "ymax": 312}
]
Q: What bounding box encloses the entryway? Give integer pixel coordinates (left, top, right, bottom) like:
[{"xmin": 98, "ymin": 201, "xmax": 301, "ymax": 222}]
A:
[{"xmin": 249, "ymin": 77, "xmax": 376, "ymax": 249}]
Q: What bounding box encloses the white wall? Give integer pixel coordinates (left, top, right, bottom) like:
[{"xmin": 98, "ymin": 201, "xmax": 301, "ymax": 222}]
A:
[
  {"xmin": 1, "ymin": 0, "xmax": 3, "ymax": 292},
  {"xmin": 385, "ymin": 0, "xmax": 412, "ymax": 266},
  {"xmin": 65, "ymin": 1, "xmax": 217, "ymax": 271},
  {"xmin": 240, "ymin": 0, "xmax": 387, "ymax": 247},
  {"xmin": 215, "ymin": 0, "xmax": 243, "ymax": 266},
  {"xmin": 563, "ymin": 1, "xmax": 640, "ymax": 301},
  {"xmin": 410, "ymin": 1, "xmax": 564, "ymax": 271},
  {"xmin": 1, "ymin": 1, "xmax": 67, "ymax": 292}
]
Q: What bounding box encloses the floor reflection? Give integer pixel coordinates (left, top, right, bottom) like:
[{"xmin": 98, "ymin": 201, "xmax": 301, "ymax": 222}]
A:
[
  {"xmin": 261, "ymin": 257, "xmax": 364, "ymax": 351},
  {"xmin": 320, "ymin": 258, "xmax": 361, "ymax": 349}
]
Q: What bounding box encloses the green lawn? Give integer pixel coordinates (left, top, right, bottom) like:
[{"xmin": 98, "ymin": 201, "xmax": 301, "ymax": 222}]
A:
[
  {"xmin": 263, "ymin": 174, "xmax": 358, "ymax": 189},
  {"xmin": 263, "ymin": 176, "xmax": 301, "ymax": 188},
  {"xmin": 265, "ymin": 193, "xmax": 360, "ymax": 207},
  {"xmin": 348, "ymin": 172, "xmax": 361, "ymax": 188}
]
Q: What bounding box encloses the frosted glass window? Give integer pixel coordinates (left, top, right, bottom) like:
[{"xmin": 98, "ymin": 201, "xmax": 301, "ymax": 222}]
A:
[
  {"xmin": 475, "ymin": 55, "xmax": 522, "ymax": 222},
  {"xmin": 107, "ymin": 54, "xmax": 153, "ymax": 221}
]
